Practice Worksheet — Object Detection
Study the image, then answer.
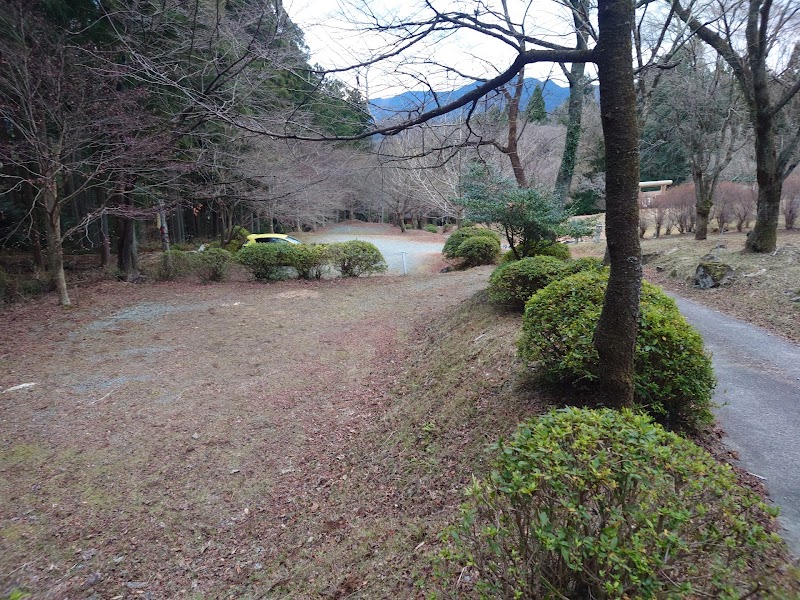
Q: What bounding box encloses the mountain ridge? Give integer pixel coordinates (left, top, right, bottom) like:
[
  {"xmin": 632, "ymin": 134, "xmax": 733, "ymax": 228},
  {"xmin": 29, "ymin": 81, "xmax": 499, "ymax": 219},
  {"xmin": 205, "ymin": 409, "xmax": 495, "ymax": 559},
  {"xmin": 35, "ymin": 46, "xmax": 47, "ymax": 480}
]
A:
[{"xmin": 367, "ymin": 77, "xmax": 590, "ymax": 123}]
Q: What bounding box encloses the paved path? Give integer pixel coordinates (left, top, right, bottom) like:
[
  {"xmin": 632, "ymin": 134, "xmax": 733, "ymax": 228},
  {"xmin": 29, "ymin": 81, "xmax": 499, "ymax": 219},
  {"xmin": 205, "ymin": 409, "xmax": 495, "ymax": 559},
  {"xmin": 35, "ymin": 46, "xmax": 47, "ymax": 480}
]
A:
[{"xmin": 672, "ymin": 295, "xmax": 800, "ymax": 555}]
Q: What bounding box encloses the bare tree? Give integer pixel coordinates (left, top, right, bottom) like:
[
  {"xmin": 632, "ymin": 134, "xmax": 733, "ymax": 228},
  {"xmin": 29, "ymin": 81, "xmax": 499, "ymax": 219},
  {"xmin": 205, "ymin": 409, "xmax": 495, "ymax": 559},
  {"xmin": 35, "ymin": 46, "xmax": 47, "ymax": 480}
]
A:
[{"xmin": 671, "ymin": 0, "xmax": 800, "ymax": 252}]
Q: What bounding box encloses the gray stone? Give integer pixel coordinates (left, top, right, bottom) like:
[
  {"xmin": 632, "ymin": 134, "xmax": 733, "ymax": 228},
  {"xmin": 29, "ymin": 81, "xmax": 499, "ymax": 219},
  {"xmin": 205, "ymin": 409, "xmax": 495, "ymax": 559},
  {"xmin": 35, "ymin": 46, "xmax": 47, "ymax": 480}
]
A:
[{"xmin": 694, "ymin": 260, "xmax": 735, "ymax": 289}]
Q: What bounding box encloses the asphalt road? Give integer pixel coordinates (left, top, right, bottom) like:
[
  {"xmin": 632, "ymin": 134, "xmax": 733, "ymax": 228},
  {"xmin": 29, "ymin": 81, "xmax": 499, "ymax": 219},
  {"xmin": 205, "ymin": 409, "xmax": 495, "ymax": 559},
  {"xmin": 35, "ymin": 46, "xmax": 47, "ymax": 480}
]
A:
[{"xmin": 672, "ymin": 295, "xmax": 800, "ymax": 556}]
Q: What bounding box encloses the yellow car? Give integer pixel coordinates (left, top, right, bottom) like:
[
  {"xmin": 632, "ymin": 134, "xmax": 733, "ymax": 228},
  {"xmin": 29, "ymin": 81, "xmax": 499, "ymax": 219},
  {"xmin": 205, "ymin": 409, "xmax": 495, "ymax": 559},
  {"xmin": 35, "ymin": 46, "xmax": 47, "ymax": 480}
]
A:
[{"xmin": 243, "ymin": 233, "xmax": 302, "ymax": 246}]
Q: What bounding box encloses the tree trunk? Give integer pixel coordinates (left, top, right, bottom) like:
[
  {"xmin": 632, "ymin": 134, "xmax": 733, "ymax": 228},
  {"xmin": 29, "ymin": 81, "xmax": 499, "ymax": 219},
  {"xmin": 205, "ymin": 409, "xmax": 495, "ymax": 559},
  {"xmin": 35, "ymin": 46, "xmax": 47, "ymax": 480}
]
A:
[
  {"xmin": 745, "ymin": 114, "xmax": 781, "ymax": 252},
  {"xmin": 100, "ymin": 212, "xmax": 111, "ymax": 267},
  {"xmin": 554, "ymin": 62, "xmax": 586, "ymax": 205},
  {"xmin": 592, "ymin": 0, "xmax": 641, "ymax": 408},
  {"xmin": 693, "ymin": 170, "xmax": 713, "ymax": 240},
  {"xmin": 42, "ymin": 177, "xmax": 71, "ymax": 306},
  {"xmin": 116, "ymin": 183, "xmax": 140, "ymax": 282},
  {"xmin": 157, "ymin": 199, "xmax": 171, "ymax": 252}
]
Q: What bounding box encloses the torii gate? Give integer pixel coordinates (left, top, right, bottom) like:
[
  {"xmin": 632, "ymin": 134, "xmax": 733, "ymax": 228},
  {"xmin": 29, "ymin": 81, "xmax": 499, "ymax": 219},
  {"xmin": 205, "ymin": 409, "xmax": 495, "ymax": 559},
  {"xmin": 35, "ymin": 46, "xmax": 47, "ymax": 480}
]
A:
[{"xmin": 638, "ymin": 180, "xmax": 673, "ymax": 207}]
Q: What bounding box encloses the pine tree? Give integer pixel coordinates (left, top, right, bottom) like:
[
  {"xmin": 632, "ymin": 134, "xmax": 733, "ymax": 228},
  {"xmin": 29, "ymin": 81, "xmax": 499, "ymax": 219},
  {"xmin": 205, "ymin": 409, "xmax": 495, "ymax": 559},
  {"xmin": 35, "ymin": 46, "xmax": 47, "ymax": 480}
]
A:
[{"xmin": 525, "ymin": 84, "xmax": 547, "ymax": 123}]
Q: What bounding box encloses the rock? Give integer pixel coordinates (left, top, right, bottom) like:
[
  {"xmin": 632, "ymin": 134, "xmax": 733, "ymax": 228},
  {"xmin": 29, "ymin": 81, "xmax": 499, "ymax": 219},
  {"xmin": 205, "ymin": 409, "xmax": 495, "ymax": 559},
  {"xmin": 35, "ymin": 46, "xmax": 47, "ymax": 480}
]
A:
[
  {"xmin": 791, "ymin": 297, "xmax": 800, "ymax": 303},
  {"xmin": 694, "ymin": 260, "xmax": 735, "ymax": 289},
  {"xmin": 440, "ymin": 266, "xmax": 452, "ymax": 273},
  {"xmin": 86, "ymin": 572, "xmax": 103, "ymax": 587},
  {"xmin": 655, "ymin": 265, "xmax": 664, "ymax": 272},
  {"xmin": 714, "ymin": 243, "xmax": 727, "ymax": 249}
]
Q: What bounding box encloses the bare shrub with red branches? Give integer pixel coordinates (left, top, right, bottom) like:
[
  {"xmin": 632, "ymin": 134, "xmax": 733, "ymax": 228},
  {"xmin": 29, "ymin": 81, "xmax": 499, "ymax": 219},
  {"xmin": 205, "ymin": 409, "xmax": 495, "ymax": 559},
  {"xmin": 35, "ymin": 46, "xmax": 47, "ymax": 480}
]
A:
[
  {"xmin": 782, "ymin": 175, "xmax": 800, "ymax": 230},
  {"xmin": 662, "ymin": 183, "xmax": 695, "ymax": 234},
  {"xmin": 714, "ymin": 182, "xmax": 755, "ymax": 233}
]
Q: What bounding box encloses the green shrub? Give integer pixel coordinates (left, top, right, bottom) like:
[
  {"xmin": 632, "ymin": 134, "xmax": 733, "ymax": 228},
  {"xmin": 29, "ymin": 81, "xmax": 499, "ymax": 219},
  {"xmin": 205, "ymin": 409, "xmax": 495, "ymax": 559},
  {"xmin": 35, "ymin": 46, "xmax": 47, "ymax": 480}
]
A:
[
  {"xmin": 487, "ymin": 255, "xmax": 566, "ymax": 309},
  {"xmin": 237, "ymin": 244, "xmax": 294, "ymax": 281},
  {"xmin": 328, "ymin": 240, "xmax": 387, "ymax": 277},
  {"xmin": 442, "ymin": 227, "xmax": 500, "ymax": 259},
  {"xmin": 563, "ymin": 256, "xmax": 604, "ymax": 276},
  {"xmin": 157, "ymin": 249, "xmax": 196, "ymax": 281},
  {"xmin": 519, "ymin": 270, "xmax": 715, "ymax": 429},
  {"xmin": 194, "ymin": 248, "xmax": 232, "ymax": 282},
  {"xmin": 455, "ymin": 235, "xmax": 500, "ymax": 267},
  {"xmin": 423, "ymin": 224, "xmax": 439, "ymax": 233},
  {"xmin": 286, "ymin": 244, "xmax": 330, "ymax": 280},
  {"xmin": 500, "ymin": 241, "xmax": 571, "ymax": 262},
  {"xmin": 441, "ymin": 408, "xmax": 791, "ymax": 599},
  {"xmin": 535, "ymin": 241, "xmax": 571, "ymax": 260},
  {"xmin": 224, "ymin": 226, "xmax": 250, "ymax": 253}
]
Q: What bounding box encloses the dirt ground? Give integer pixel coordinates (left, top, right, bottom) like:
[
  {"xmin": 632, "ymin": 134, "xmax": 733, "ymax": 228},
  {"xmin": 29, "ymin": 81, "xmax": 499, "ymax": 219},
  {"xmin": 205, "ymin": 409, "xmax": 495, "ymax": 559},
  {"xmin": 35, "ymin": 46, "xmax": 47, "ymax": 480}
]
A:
[
  {"xmin": 0, "ymin": 251, "xmax": 495, "ymax": 598},
  {"xmin": 3, "ymin": 225, "xmax": 799, "ymax": 598}
]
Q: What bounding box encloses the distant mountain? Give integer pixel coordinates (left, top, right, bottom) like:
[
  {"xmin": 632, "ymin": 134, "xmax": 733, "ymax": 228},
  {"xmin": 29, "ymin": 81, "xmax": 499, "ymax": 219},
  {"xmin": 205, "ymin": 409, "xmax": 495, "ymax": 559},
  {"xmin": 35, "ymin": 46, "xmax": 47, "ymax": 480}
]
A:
[{"xmin": 368, "ymin": 77, "xmax": 592, "ymax": 123}]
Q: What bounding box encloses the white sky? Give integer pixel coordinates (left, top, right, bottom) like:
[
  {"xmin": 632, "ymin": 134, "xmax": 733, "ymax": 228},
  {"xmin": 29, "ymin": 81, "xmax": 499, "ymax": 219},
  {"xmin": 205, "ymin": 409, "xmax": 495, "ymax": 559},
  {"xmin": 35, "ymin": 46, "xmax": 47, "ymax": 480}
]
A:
[{"xmin": 283, "ymin": 0, "xmax": 581, "ymax": 99}]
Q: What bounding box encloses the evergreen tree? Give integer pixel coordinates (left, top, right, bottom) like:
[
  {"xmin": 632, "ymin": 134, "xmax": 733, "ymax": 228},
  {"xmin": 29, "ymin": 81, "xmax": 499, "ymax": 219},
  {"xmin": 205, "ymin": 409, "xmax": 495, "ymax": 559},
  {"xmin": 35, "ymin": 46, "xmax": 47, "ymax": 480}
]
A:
[{"xmin": 525, "ymin": 84, "xmax": 547, "ymax": 123}]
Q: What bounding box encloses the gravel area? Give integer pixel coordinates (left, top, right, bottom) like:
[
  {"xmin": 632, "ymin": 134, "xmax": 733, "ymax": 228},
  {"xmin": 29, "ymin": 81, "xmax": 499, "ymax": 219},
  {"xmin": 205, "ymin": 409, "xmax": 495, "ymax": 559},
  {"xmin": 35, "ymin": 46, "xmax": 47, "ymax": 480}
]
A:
[{"xmin": 306, "ymin": 222, "xmax": 446, "ymax": 275}]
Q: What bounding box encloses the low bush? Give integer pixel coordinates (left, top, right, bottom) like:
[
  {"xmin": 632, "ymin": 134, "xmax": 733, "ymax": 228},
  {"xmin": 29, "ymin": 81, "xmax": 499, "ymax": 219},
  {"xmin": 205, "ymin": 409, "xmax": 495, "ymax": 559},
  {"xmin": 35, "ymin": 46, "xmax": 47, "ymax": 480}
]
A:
[
  {"xmin": 157, "ymin": 249, "xmax": 197, "ymax": 281},
  {"xmin": 563, "ymin": 256, "xmax": 604, "ymax": 276},
  {"xmin": 487, "ymin": 256, "xmax": 566, "ymax": 309},
  {"xmin": 328, "ymin": 240, "xmax": 387, "ymax": 277},
  {"xmin": 237, "ymin": 244, "xmax": 294, "ymax": 281},
  {"xmin": 287, "ymin": 244, "xmax": 329, "ymax": 280},
  {"xmin": 423, "ymin": 224, "xmax": 439, "ymax": 234},
  {"xmin": 519, "ymin": 270, "xmax": 715, "ymax": 429},
  {"xmin": 194, "ymin": 248, "xmax": 233, "ymax": 282},
  {"xmin": 442, "ymin": 227, "xmax": 500, "ymax": 259},
  {"xmin": 500, "ymin": 241, "xmax": 571, "ymax": 262},
  {"xmin": 535, "ymin": 240, "xmax": 571, "ymax": 260},
  {"xmin": 441, "ymin": 408, "xmax": 791, "ymax": 599},
  {"xmin": 456, "ymin": 235, "xmax": 500, "ymax": 267}
]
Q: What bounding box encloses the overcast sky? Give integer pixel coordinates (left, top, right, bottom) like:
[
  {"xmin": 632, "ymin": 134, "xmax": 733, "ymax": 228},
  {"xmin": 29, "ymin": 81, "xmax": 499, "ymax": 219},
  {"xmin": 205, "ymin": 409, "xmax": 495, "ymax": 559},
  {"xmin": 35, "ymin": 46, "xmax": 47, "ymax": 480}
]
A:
[{"xmin": 283, "ymin": 0, "xmax": 578, "ymax": 99}]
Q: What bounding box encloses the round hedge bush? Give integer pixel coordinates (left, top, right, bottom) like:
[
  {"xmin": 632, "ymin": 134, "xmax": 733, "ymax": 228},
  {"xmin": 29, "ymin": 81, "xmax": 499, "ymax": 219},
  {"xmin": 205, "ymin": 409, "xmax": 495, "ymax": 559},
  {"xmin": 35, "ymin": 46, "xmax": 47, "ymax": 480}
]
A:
[
  {"xmin": 328, "ymin": 240, "xmax": 387, "ymax": 277},
  {"xmin": 488, "ymin": 255, "xmax": 567, "ymax": 309},
  {"xmin": 287, "ymin": 244, "xmax": 329, "ymax": 280},
  {"xmin": 456, "ymin": 235, "xmax": 500, "ymax": 267},
  {"xmin": 442, "ymin": 226, "xmax": 500, "ymax": 259},
  {"xmin": 237, "ymin": 244, "xmax": 294, "ymax": 281},
  {"xmin": 194, "ymin": 248, "xmax": 233, "ymax": 282},
  {"xmin": 519, "ymin": 270, "xmax": 715, "ymax": 429},
  {"xmin": 441, "ymin": 408, "xmax": 791, "ymax": 599}
]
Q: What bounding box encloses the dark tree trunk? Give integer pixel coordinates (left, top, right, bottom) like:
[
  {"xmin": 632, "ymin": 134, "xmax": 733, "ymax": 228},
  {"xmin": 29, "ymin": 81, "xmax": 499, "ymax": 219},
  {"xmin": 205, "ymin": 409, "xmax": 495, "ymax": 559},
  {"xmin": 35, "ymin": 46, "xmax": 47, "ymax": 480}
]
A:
[
  {"xmin": 693, "ymin": 169, "xmax": 714, "ymax": 240},
  {"xmin": 746, "ymin": 113, "xmax": 781, "ymax": 252},
  {"xmin": 554, "ymin": 61, "xmax": 586, "ymax": 205},
  {"xmin": 593, "ymin": 0, "xmax": 642, "ymax": 408},
  {"xmin": 116, "ymin": 183, "xmax": 139, "ymax": 282},
  {"xmin": 100, "ymin": 212, "xmax": 111, "ymax": 267}
]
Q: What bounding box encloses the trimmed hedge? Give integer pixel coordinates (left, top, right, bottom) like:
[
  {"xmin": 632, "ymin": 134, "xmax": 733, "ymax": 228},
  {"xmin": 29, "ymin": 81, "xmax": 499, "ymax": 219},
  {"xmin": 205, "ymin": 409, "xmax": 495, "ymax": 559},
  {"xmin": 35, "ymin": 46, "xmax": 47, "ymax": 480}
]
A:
[
  {"xmin": 287, "ymin": 244, "xmax": 329, "ymax": 280},
  {"xmin": 441, "ymin": 408, "xmax": 792, "ymax": 599},
  {"xmin": 456, "ymin": 235, "xmax": 500, "ymax": 267},
  {"xmin": 236, "ymin": 244, "xmax": 294, "ymax": 281},
  {"xmin": 488, "ymin": 255, "xmax": 567, "ymax": 309},
  {"xmin": 519, "ymin": 270, "xmax": 715, "ymax": 429},
  {"xmin": 194, "ymin": 248, "xmax": 233, "ymax": 282},
  {"xmin": 157, "ymin": 249, "xmax": 197, "ymax": 281},
  {"xmin": 328, "ymin": 240, "xmax": 387, "ymax": 277},
  {"xmin": 442, "ymin": 227, "xmax": 500, "ymax": 260}
]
